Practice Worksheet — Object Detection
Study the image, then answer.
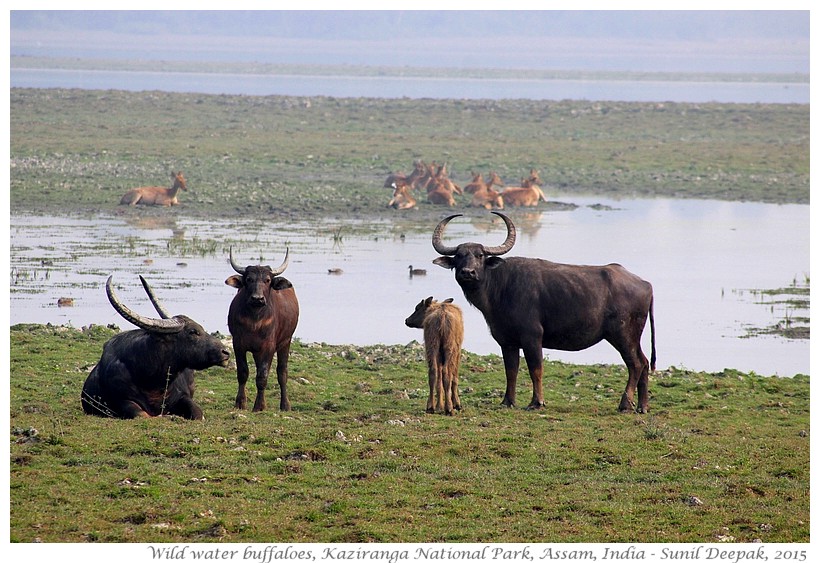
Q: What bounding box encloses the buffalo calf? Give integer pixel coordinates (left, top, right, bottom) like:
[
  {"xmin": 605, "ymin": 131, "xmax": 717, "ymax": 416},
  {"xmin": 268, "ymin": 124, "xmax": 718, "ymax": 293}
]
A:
[{"xmin": 405, "ymin": 296, "xmax": 464, "ymax": 415}]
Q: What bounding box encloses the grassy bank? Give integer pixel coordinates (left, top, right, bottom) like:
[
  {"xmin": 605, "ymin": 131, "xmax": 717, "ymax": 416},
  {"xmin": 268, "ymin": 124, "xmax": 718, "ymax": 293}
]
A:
[
  {"xmin": 9, "ymin": 325, "xmax": 810, "ymax": 543},
  {"xmin": 9, "ymin": 88, "xmax": 811, "ymax": 544},
  {"xmin": 10, "ymin": 88, "xmax": 809, "ymax": 223}
]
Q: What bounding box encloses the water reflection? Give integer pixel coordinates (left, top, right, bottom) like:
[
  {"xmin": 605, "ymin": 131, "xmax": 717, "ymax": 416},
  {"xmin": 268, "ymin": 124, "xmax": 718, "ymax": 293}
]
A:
[{"xmin": 9, "ymin": 197, "xmax": 809, "ymax": 376}]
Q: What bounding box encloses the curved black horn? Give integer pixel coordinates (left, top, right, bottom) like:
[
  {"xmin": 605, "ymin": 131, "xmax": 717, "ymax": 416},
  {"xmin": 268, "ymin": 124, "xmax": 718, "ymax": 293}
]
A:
[
  {"xmin": 269, "ymin": 247, "xmax": 290, "ymax": 277},
  {"xmin": 484, "ymin": 212, "xmax": 516, "ymax": 256},
  {"xmin": 431, "ymin": 214, "xmax": 462, "ymax": 256},
  {"xmin": 229, "ymin": 246, "xmax": 246, "ymax": 275},
  {"xmin": 106, "ymin": 276, "xmax": 184, "ymax": 333},
  {"xmin": 139, "ymin": 275, "xmax": 172, "ymax": 319}
]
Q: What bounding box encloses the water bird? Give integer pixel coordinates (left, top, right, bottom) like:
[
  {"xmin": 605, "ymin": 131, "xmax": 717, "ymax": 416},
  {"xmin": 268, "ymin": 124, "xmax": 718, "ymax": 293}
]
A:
[
  {"xmin": 408, "ymin": 265, "xmax": 427, "ymax": 277},
  {"xmin": 328, "ymin": 268, "xmax": 344, "ymax": 275}
]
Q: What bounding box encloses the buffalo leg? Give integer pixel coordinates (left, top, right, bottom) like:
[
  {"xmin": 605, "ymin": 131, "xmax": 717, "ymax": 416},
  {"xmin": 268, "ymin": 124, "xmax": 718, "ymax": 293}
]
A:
[
  {"xmin": 113, "ymin": 400, "xmax": 151, "ymax": 419},
  {"xmin": 234, "ymin": 348, "xmax": 250, "ymax": 409},
  {"xmin": 636, "ymin": 356, "xmax": 650, "ymax": 413},
  {"xmin": 451, "ymin": 361, "xmax": 462, "ymax": 411},
  {"xmin": 442, "ymin": 367, "xmax": 454, "ymax": 415},
  {"xmin": 617, "ymin": 347, "xmax": 650, "ymax": 413},
  {"xmin": 426, "ymin": 362, "xmax": 437, "ymax": 413},
  {"xmin": 252, "ymin": 352, "xmax": 273, "ymax": 412},
  {"xmin": 276, "ymin": 343, "xmax": 292, "ymax": 411},
  {"xmin": 435, "ymin": 364, "xmax": 445, "ymax": 413},
  {"xmin": 169, "ymin": 397, "xmax": 204, "ymax": 420},
  {"xmin": 500, "ymin": 346, "xmax": 520, "ymax": 407},
  {"xmin": 522, "ymin": 345, "xmax": 545, "ymax": 409}
]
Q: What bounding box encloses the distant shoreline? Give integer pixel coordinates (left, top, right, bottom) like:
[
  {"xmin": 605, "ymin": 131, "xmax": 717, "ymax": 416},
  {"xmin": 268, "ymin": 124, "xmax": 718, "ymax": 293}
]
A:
[{"xmin": 10, "ymin": 55, "xmax": 809, "ymax": 85}]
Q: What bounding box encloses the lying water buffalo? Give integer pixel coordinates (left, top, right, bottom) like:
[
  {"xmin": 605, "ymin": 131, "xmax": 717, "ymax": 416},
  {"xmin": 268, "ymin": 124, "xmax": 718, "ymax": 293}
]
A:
[
  {"xmin": 432, "ymin": 212, "xmax": 656, "ymax": 413},
  {"xmin": 81, "ymin": 275, "xmax": 231, "ymax": 419},
  {"xmin": 226, "ymin": 248, "xmax": 300, "ymax": 412}
]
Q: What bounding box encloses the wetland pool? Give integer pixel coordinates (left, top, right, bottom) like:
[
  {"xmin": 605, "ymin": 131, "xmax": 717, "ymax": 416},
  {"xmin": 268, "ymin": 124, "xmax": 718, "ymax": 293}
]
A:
[{"xmin": 9, "ymin": 196, "xmax": 810, "ymax": 377}]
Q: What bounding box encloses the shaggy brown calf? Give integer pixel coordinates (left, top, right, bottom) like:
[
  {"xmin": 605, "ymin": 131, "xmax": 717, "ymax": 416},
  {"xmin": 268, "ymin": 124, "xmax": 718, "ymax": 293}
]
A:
[{"xmin": 405, "ymin": 296, "xmax": 464, "ymax": 415}]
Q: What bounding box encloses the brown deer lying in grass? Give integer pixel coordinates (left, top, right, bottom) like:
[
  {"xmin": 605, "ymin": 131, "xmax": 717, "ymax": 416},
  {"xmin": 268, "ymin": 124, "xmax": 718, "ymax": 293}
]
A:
[
  {"xmin": 463, "ymin": 171, "xmax": 504, "ymax": 194},
  {"xmin": 466, "ymin": 171, "xmax": 505, "ymax": 209},
  {"xmin": 387, "ymin": 179, "xmax": 417, "ymax": 210},
  {"xmin": 500, "ymin": 171, "xmax": 547, "ymax": 207},
  {"xmin": 405, "ymin": 296, "xmax": 464, "ymax": 415},
  {"xmin": 120, "ymin": 171, "xmax": 187, "ymax": 206}
]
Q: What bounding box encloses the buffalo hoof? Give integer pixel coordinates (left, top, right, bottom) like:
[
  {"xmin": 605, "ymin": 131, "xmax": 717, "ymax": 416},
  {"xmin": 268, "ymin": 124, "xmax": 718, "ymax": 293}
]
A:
[
  {"xmin": 618, "ymin": 395, "xmax": 636, "ymax": 413},
  {"xmin": 525, "ymin": 402, "xmax": 545, "ymax": 410}
]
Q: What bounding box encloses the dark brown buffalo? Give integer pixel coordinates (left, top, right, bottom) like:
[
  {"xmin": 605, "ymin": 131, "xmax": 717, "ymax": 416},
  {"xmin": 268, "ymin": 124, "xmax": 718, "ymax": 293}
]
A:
[
  {"xmin": 432, "ymin": 212, "xmax": 656, "ymax": 413},
  {"xmin": 81, "ymin": 275, "xmax": 230, "ymax": 419},
  {"xmin": 225, "ymin": 248, "xmax": 299, "ymax": 412}
]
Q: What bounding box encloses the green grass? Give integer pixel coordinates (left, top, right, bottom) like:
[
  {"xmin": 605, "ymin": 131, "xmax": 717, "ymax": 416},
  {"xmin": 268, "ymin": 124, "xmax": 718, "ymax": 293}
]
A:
[{"xmin": 9, "ymin": 325, "xmax": 810, "ymax": 543}]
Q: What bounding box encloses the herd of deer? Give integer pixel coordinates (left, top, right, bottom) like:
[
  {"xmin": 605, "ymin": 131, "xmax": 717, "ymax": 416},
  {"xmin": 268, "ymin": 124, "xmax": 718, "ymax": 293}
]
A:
[
  {"xmin": 386, "ymin": 160, "xmax": 547, "ymax": 211},
  {"xmin": 115, "ymin": 162, "xmax": 546, "ymax": 212}
]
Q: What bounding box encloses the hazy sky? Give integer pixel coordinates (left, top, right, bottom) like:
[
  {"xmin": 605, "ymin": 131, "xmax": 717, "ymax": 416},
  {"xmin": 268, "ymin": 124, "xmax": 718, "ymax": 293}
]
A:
[{"xmin": 9, "ymin": 10, "xmax": 811, "ymax": 74}]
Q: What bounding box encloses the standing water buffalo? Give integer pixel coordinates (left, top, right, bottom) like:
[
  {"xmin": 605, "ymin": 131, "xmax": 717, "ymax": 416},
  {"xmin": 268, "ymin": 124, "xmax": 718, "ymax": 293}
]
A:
[
  {"xmin": 81, "ymin": 275, "xmax": 231, "ymax": 419},
  {"xmin": 225, "ymin": 248, "xmax": 299, "ymax": 412},
  {"xmin": 432, "ymin": 212, "xmax": 656, "ymax": 413}
]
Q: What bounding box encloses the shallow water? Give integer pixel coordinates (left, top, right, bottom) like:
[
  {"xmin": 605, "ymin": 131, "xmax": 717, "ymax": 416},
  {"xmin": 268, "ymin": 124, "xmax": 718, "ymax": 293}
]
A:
[
  {"xmin": 9, "ymin": 197, "xmax": 809, "ymax": 376},
  {"xmin": 10, "ymin": 68, "xmax": 810, "ymax": 104}
]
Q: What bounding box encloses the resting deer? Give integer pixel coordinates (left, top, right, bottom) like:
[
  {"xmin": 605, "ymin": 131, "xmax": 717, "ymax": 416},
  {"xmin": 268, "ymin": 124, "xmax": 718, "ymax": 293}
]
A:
[{"xmin": 120, "ymin": 171, "xmax": 187, "ymax": 206}]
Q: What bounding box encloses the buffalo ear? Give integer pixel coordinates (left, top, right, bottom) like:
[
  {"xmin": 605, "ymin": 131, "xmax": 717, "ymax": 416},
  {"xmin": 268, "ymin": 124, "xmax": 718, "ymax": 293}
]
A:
[
  {"xmin": 271, "ymin": 277, "xmax": 293, "ymax": 290},
  {"xmin": 433, "ymin": 256, "xmax": 455, "ymax": 270},
  {"xmin": 485, "ymin": 256, "xmax": 506, "ymax": 270},
  {"xmin": 225, "ymin": 275, "xmax": 244, "ymax": 288}
]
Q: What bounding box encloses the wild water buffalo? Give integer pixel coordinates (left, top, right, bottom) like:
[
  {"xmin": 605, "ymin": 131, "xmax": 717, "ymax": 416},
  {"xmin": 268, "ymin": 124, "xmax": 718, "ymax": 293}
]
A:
[
  {"xmin": 405, "ymin": 296, "xmax": 464, "ymax": 415},
  {"xmin": 81, "ymin": 275, "xmax": 230, "ymax": 419},
  {"xmin": 432, "ymin": 212, "xmax": 656, "ymax": 413},
  {"xmin": 225, "ymin": 248, "xmax": 299, "ymax": 412},
  {"xmin": 120, "ymin": 171, "xmax": 187, "ymax": 206}
]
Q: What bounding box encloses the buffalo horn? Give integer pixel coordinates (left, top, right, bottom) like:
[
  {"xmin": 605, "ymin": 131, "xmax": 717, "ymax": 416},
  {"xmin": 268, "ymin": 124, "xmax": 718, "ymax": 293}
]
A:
[
  {"xmin": 139, "ymin": 275, "xmax": 172, "ymax": 319},
  {"xmin": 432, "ymin": 212, "xmax": 516, "ymax": 256},
  {"xmin": 269, "ymin": 247, "xmax": 290, "ymax": 276},
  {"xmin": 431, "ymin": 214, "xmax": 463, "ymax": 256},
  {"xmin": 106, "ymin": 276, "xmax": 184, "ymax": 333},
  {"xmin": 229, "ymin": 247, "xmax": 246, "ymax": 275},
  {"xmin": 484, "ymin": 212, "xmax": 517, "ymax": 256},
  {"xmin": 229, "ymin": 246, "xmax": 290, "ymax": 276}
]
